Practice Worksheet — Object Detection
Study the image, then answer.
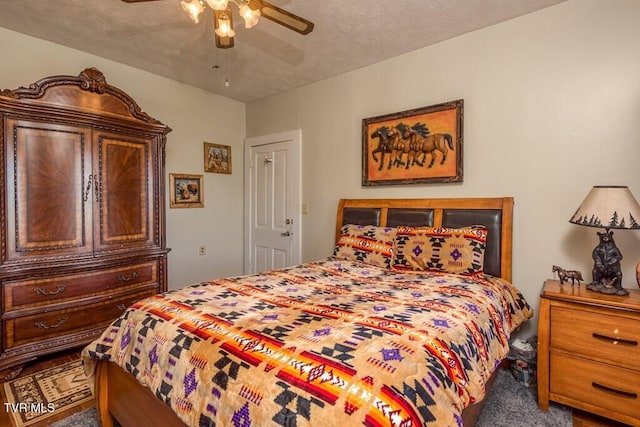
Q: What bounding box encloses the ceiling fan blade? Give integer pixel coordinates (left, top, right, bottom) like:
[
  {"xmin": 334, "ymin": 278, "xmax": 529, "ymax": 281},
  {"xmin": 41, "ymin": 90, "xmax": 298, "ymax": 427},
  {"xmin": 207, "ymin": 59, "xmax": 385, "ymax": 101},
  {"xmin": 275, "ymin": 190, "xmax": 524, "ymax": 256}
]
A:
[
  {"xmin": 213, "ymin": 10, "xmax": 235, "ymax": 49},
  {"xmin": 249, "ymin": 0, "xmax": 314, "ymax": 35}
]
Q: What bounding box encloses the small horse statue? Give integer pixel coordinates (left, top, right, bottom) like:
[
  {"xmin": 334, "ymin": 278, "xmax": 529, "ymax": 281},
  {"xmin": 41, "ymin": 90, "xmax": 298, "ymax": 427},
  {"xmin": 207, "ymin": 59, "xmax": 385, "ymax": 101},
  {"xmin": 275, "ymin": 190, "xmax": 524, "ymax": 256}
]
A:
[{"xmin": 552, "ymin": 265, "xmax": 583, "ymax": 287}]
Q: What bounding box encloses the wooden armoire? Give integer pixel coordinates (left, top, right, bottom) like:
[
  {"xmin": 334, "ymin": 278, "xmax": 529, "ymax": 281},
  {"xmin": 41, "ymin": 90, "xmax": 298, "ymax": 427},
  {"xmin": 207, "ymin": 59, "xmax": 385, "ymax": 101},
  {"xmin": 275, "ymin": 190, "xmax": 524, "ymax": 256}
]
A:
[{"xmin": 0, "ymin": 68, "xmax": 170, "ymax": 379}]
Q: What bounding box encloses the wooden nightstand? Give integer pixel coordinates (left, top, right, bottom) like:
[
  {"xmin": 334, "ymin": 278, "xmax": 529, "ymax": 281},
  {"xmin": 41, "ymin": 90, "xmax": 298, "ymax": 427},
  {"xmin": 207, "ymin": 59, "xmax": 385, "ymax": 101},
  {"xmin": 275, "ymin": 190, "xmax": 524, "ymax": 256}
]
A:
[{"xmin": 537, "ymin": 280, "xmax": 640, "ymax": 426}]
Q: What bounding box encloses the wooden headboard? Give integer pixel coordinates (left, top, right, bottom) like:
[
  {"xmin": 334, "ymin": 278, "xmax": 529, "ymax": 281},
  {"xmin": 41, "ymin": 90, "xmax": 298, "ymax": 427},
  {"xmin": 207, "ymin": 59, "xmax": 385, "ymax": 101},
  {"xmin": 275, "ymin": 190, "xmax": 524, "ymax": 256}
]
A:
[{"xmin": 335, "ymin": 197, "xmax": 514, "ymax": 281}]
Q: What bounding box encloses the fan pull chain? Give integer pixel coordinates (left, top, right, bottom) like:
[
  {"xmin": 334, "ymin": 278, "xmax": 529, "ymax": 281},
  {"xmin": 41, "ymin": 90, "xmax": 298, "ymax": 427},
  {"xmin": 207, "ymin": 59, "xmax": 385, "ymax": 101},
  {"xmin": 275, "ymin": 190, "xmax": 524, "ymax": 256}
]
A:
[{"xmin": 225, "ymin": 49, "xmax": 231, "ymax": 87}]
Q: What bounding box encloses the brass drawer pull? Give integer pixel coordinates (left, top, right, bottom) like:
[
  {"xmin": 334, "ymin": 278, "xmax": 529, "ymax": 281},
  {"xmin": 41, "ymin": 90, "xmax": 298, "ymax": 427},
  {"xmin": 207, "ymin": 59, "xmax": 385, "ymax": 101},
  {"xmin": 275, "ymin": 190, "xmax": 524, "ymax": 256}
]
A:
[
  {"xmin": 34, "ymin": 285, "xmax": 67, "ymax": 296},
  {"xmin": 592, "ymin": 382, "xmax": 638, "ymax": 399},
  {"xmin": 592, "ymin": 332, "xmax": 638, "ymax": 346},
  {"xmin": 34, "ymin": 317, "xmax": 68, "ymax": 329},
  {"xmin": 117, "ymin": 271, "xmax": 140, "ymax": 282}
]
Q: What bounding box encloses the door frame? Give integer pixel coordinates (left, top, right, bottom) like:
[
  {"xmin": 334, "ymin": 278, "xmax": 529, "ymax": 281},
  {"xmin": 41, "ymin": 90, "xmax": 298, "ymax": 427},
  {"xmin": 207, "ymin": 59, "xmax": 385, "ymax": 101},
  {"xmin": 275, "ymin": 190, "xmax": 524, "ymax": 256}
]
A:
[{"xmin": 244, "ymin": 130, "xmax": 302, "ymax": 274}]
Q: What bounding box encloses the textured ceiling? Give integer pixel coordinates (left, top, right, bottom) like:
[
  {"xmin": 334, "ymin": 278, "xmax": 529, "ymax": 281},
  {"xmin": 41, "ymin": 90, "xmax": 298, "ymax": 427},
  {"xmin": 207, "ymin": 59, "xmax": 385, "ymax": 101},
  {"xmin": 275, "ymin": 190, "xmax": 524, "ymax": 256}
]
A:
[{"xmin": 0, "ymin": 0, "xmax": 567, "ymax": 103}]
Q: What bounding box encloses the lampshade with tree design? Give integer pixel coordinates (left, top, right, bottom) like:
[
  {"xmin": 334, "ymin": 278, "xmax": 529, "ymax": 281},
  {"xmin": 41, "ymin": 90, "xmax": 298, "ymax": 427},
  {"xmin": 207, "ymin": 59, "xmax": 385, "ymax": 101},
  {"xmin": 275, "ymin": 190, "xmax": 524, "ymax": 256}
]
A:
[{"xmin": 569, "ymin": 185, "xmax": 640, "ymax": 295}]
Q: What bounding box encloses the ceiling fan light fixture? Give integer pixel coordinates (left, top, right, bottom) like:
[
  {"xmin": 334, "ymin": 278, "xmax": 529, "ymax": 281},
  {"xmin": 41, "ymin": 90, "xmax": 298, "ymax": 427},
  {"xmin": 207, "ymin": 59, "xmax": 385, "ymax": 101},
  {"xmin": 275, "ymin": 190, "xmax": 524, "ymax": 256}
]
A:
[
  {"xmin": 160, "ymin": 0, "xmax": 313, "ymax": 50},
  {"xmin": 239, "ymin": 4, "xmax": 260, "ymax": 28},
  {"xmin": 215, "ymin": 13, "xmax": 235, "ymax": 38},
  {"xmin": 205, "ymin": 0, "xmax": 229, "ymax": 11},
  {"xmin": 181, "ymin": 0, "xmax": 205, "ymax": 23}
]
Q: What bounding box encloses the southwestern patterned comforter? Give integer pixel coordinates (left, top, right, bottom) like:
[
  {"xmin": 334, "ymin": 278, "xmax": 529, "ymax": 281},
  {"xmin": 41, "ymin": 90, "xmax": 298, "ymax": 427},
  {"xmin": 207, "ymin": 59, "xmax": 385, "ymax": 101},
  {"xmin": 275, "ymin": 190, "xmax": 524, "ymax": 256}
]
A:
[{"xmin": 83, "ymin": 258, "xmax": 532, "ymax": 427}]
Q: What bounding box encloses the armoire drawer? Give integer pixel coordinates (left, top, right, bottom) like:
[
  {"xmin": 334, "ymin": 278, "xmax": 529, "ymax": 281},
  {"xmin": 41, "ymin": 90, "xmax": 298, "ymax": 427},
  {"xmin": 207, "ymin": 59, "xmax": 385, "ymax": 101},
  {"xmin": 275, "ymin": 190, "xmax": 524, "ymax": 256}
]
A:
[
  {"xmin": 550, "ymin": 305, "xmax": 640, "ymax": 368},
  {"xmin": 550, "ymin": 351, "xmax": 640, "ymax": 420},
  {"xmin": 3, "ymin": 289, "xmax": 157, "ymax": 349},
  {"xmin": 3, "ymin": 261, "xmax": 159, "ymax": 311}
]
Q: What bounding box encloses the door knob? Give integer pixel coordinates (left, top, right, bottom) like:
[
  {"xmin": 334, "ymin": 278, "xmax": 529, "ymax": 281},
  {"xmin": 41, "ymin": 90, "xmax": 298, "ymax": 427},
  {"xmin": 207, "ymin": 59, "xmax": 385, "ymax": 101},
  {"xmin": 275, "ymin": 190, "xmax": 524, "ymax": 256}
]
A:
[{"xmin": 281, "ymin": 231, "xmax": 291, "ymax": 237}]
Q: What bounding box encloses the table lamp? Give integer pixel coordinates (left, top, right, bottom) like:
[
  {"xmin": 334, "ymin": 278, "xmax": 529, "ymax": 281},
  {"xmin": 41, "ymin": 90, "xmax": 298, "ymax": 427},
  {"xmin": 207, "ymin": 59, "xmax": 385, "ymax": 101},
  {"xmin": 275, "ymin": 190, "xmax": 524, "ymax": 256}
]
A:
[{"xmin": 569, "ymin": 185, "xmax": 640, "ymax": 296}]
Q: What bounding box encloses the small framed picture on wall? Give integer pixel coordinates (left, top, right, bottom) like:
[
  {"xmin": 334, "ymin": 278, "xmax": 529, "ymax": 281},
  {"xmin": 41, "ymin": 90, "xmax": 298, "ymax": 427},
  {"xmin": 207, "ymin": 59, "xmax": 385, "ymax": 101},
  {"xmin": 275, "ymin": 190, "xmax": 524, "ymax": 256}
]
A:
[
  {"xmin": 169, "ymin": 173, "xmax": 204, "ymax": 208},
  {"xmin": 204, "ymin": 142, "xmax": 232, "ymax": 174}
]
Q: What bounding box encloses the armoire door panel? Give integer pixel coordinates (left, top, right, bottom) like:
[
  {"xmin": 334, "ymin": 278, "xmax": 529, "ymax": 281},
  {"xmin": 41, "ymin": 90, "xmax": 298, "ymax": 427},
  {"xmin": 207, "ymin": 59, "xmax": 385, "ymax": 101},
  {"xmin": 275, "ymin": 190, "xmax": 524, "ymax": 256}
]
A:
[
  {"xmin": 5, "ymin": 119, "xmax": 92, "ymax": 260},
  {"xmin": 94, "ymin": 132, "xmax": 154, "ymax": 251}
]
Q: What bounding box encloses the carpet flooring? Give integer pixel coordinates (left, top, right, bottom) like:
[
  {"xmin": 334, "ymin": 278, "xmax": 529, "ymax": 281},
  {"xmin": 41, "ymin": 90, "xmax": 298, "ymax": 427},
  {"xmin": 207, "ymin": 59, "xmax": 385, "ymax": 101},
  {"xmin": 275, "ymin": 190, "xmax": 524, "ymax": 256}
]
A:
[
  {"xmin": 50, "ymin": 368, "xmax": 572, "ymax": 427},
  {"xmin": 476, "ymin": 368, "xmax": 572, "ymax": 426}
]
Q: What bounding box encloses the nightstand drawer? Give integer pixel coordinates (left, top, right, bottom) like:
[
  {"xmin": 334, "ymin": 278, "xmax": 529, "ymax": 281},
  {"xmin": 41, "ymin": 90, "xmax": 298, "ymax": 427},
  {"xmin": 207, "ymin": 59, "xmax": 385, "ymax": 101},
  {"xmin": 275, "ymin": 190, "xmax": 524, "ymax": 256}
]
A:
[
  {"xmin": 550, "ymin": 351, "xmax": 640, "ymax": 420},
  {"xmin": 550, "ymin": 306, "xmax": 640, "ymax": 367}
]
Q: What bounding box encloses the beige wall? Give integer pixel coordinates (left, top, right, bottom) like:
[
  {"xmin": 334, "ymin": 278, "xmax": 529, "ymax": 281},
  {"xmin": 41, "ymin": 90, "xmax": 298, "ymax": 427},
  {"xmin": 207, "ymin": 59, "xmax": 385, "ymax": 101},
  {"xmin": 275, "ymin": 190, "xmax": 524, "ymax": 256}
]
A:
[
  {"xmin": 0, "ymin": 27, "xmax": 246, "ymax": 289},
  {"xmin": 247, "ymin": 0, "xmax": 640, "ymax": 336}
]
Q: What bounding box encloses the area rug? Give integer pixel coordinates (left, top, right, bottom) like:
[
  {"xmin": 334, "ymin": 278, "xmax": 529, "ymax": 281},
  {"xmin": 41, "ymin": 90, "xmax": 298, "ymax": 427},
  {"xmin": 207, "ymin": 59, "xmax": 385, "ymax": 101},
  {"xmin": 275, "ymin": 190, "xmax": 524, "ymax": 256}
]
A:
[{"xmin": 3, "ymin": 360, "xmax": 93, "ymax": 427}]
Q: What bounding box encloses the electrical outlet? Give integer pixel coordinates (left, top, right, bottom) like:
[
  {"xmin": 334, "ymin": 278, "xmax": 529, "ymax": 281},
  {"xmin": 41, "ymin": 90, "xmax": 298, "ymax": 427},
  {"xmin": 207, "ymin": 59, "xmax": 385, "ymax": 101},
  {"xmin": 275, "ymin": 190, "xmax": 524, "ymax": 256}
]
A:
[{"xmin": 198, "ymin": 245, "xmax": 206, "ymax": 256}]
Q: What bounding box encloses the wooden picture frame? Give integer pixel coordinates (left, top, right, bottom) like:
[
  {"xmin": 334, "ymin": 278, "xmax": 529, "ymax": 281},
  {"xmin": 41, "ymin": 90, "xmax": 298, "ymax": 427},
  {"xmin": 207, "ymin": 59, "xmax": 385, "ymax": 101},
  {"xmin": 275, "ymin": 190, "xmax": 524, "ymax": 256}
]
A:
[
  {"xmin": 362, "ymin": 99, "xmax": 463, "ymax": 186},
  {"xmin": 204, "ymin": 142, "xmax": 232, "ymax": 174},
  {"xmin": 169, "ymin": 173, "xmax": 204, "ymax": 208}
]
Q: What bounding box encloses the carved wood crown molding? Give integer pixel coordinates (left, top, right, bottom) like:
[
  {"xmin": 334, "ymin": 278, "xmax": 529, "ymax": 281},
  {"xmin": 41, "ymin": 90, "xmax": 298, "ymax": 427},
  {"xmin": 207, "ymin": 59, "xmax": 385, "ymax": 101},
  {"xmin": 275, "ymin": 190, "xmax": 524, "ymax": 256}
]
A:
[
  {"xmin": 0, "ymin": 67, "xmax": 165, "ymax": 126},
  {"xmin": 79, "ymin": 67, "xmax": 108, "ymax": 93}
]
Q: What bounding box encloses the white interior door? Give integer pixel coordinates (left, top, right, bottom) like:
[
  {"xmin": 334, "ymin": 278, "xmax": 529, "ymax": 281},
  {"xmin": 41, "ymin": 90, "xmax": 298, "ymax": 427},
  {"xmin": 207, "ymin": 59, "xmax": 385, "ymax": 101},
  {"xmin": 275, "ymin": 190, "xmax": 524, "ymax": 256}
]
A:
[{"xmin": 245, "ymin": 130, "xmax": 301, "ymax": 274}]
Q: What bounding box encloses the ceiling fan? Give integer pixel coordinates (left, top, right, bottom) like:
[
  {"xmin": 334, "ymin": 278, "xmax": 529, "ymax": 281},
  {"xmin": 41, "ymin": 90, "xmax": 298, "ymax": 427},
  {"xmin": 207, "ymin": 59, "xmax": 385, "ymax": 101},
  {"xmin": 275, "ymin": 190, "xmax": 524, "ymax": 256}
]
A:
[{"xmin": 121, "ymin": 0, "xmax": 314, "ymax": 49}]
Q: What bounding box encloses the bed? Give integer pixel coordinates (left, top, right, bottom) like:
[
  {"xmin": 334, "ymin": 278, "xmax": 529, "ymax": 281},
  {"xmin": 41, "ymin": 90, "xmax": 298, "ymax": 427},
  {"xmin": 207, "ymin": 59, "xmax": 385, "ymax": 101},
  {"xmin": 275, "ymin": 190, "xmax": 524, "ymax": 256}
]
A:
[{"xmin": 82, "ymin": 197, "xmax": 533, "ymax": 427}]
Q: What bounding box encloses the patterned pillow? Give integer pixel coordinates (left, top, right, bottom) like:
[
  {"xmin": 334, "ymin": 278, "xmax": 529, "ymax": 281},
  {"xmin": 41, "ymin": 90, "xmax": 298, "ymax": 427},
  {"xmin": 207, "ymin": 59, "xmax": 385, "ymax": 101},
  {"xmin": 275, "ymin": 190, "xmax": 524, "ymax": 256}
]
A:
[
  {"xmin": 391, "ymin": 225, "xmax": 488, "ymax": 275},
  {"xmin": 333, "ymin": 224, "xmax": 396, "ymax": 268}
]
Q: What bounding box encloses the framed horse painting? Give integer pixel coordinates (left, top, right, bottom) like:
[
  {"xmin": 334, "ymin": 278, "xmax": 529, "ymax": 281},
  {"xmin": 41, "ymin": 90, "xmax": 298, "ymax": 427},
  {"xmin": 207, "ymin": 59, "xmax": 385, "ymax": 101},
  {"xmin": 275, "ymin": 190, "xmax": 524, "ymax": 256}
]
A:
[{"xmin": 362, "ymin": 99, "xmax": 463, "ymax": 185}]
